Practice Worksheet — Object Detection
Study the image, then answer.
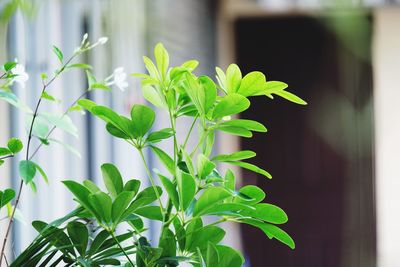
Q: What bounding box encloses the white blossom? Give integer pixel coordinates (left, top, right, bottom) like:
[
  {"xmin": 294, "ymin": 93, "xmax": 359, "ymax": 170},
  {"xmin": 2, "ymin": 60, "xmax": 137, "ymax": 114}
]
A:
[
  {"xmin": 11, "ymin": 60, "xmax": 29, "ymax": 88},
  {"xmin": 98, "ymin": 37, "xmax": 108, "ymax": 45},
  {"xmin": 111, "ymin": 67, "xmax": 128, "ymax": 91}
]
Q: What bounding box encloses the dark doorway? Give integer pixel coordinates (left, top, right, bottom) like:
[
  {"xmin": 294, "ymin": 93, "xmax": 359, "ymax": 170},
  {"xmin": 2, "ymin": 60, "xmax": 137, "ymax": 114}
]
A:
[{"xmin": 235, "ymin": 14, "xmax": 375, "ymax": 267}]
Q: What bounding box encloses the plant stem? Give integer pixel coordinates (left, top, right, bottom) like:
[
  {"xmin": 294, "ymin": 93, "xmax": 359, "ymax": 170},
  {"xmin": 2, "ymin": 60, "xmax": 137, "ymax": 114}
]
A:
[
  {"xmin": 0, "ymin": 54, "xmax": 77, "ymax": 265},
  {"xmin": 0, "ymin": 155, "xmax": 13, "ymax": 161},
  {"xmin": 29, "ymin": 89, "xmax": 89, "ymax": 160},
  {"xmin": 138, "ymin": 148, "xmax": 165, "ymax": 212},
  {"xmin": 190, "ymin": 129, "xmax": 208, "ymax": 157},
  {"xmin": 110, "ymin": 231, "xmax": 134, "ymax": 266},
  {"xmin": 182, "ymin": 115, "xmax": 198, "ymax": 150}
]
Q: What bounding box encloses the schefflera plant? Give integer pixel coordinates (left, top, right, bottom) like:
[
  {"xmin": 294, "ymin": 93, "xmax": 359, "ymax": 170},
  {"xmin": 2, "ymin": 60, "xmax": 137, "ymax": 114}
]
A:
[{"xmin": 61, "ymin": 44, "xmax": 305, "ymax": 266}]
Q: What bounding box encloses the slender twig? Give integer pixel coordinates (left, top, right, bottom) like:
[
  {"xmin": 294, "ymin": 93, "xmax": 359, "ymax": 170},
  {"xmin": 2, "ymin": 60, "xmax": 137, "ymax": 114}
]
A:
[
  {"xmin": 29, "ymin": 89, "xmax": 89, "ymax": 160},
  {"xmin": 138, "ymin": 149, "xmax": 165, "ymax": 212},
  {"xmin": 0, "ymin": 155, "xmax": 13, "ymax": 161},
  {"xmin": 182, "ymin": 115, "xmax": 198, "ymax": 150},
  {"xmin": 3, "ymin": 255, "xmax": 8, "ymax": 267},
  {"xmin": 190, "ymin": 129, "xmax": 208, "ymax": 157},
  {"xmin": 0, "ymin": 54, "xmax": 77, "ymax": 266},
  {"xmin": 109, "ymin": 231, "xmax": 134, "ymax": 266}
]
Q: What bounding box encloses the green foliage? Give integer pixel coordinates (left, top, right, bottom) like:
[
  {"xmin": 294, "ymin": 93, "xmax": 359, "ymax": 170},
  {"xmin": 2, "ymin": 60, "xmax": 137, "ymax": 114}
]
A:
[{"xmin": 3, "ymin": 41, "xmax": 305, "ymax": 266}]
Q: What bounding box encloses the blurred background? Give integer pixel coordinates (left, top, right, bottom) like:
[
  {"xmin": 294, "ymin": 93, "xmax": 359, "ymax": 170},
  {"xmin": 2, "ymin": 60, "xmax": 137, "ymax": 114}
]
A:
[{"xmin": 0, "ymin": 0, "xmax": 399, "ymax": 266}]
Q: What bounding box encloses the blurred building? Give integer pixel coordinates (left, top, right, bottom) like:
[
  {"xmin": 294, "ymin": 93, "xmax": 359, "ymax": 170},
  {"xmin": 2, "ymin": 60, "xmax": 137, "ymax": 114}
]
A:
[{"xmin": 1, "ymin": 0, "xmax": 400, "ymax": 266}]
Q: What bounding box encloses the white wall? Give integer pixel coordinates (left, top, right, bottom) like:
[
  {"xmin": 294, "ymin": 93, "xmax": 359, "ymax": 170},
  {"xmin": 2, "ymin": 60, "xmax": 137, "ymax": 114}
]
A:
[{"xmin": 373, "ymin": 7, "xmax": 400, "ymax": 267}]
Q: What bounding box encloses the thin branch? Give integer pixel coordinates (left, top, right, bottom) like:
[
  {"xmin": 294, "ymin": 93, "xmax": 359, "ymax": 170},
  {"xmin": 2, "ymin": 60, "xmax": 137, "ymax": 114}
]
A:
[
  {"xmin": 110, "ymin": 231, "xmax": 134, "ymax": 266},
  {"xmin": 0, "ymin": 54, "xmax": 78, "ymax": 266},
  {"xmin": 0, "ymin": 155, "xmax": 13, "ymax": 161},
  {"xmin": 182, "ymin": 115, "xmax": 198, "ymax": 149},
  {"xmin": 29, "ymin": 89, "xmax": 89, "ymax": 160},
  {"xmin": 138, "ymin": 149, "xmax": 165, "ymax": 213}
]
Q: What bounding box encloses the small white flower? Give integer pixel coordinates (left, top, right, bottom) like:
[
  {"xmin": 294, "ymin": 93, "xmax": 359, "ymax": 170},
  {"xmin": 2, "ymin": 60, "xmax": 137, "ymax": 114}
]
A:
[
  {"xmin": 81, "ymin": 33, "xmax": 89, "ymax": 46},
  {"xmin": 112, "ymin": 67, "xmax": 128, "ymax": 91},
  {"xmin": 11, "ymin": 60, "xmax": 29, "ymax": 88},
  {"xmin": 98, "ymin": 37, "xmax": 108, "ymax": 45}
]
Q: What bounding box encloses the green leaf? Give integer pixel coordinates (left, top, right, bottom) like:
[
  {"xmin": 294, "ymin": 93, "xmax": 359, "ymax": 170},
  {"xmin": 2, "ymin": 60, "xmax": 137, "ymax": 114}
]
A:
[
  {"xmin": 235, "ymin": 185, "xmax": 266, "ymax": 205},
  {"xmin": 3, "ymin": 61, "xmax": 17, "ymax": 71},
  {"xmin": 204, "ymin": 130, "xmax": 215, "ymax": 157},
  {"xmin": 217, "ymin": 125, "xmax": 252, "ymax": 138},
  {"xmin": 206, "ymin": 242, "xmax": 219, "ymax": 267},
  {"xmin": 87, "ymin": 230, "xmax": 110, "ymax": 256},
  {"xmin": 0, "ymin": 148, "xmax": 11, "ymax": 157},
  {"xmin": 225, "ymin": 161, "xmax": 272, "ymax": 179},
  {"xmin": 112, "ymin": 191, "xmax": 136, "ymax": 224},
  {"xmin": 7, "ymin": 138, "xmax": 23, "ymax": 154},
  {"xmin": 241, "ymin": 219, "xmax": 295, "ymax": 249},
  {"xmin": 154, "ymin": 43, "xmax": 169, "ymax": 79},
  {"xmin": 150, "ymin": 146, "xmax": 174, "ymax": 174},
  {"xmin": 41, "ymin": 91, "xmax": 56, "ymax": 102},
  {"xmin": 19, "ymin": 160, "xmax": 36, "ymax": 184},
  {"xmin": 274, "ymin": 90, "xmax": 307, "ymax": 105},
  {"xmin": 143, "ymin": 56, "xmax": 159, "ymax": 79},
  {"xmin": 78, "ymin": 99, "xmax": 97, "ymax": 111},
  {"xmin": 177, "ymin": 170, "xmax": 196, "ymax": 211},
  {"xmin": 224, "ymin": 169, "xmax": 235, "ymax": 191},
  {"xmin": 106, "ymin": 123, "xmax": 130, "ymax": 139},
  {"xmin": 62, "ymin": 180, "xmax": 98, "ymax": 219},
  {"xmin": 219, "ymin": 119, "xmax": 267, "ymax": 132},
  {"xmin": 182, "ymin": 148, "xmax": 195, "ymax": 176},
  {"xmin": 215, "ymin": 245, "xmax": 244, "ymax": 267},
  {"xmin": 48, "ymin": 138, "xmax": 81, "ymax": 158},
  {"xmin": 135, "ymin": 206, "xmax": 163, "ymax": 221},
  {"xmin": 212, "ymin": 94, "xmax": 250, "ymax": 119},
  {"xmin": 83, "ymin": 180, "xmax": 101, "ymax": 193},
  {"xmin": 240, "ymin": 203, "xmax": 288, "ymax": 224},
  {"xmin": 198, "ymin": 76, "xmax": 217, "ymax": 113},
  {"xmin": 237, "ymin": 71, "xmax": 267, "ymax": 97},
  {"xmin": 40, "ymin": 113, "xmax": 78, "ymax": 138},
  {"xmin": 198, "ymin": 203, "xmax": 254, "ymax": 217},
  {"xmin": 123, "ymin": 179, "xmax": 141, "ymax": 194},
  {"xmin": 185, "ymin": 218, "xmax": 203, "ymax": 251},
  {"xmin": 122, "ymin": 186, "xmax": 162, "ymax": 216},
  {"xmin": 159, "ymin": 228, "xmax": 176, "ymax": 258},
  {"xmin": 212, "ymin": 150, "xmax": 256, "ymax": 162},
  {"xmin": 32, "ymin": 162, "xmax": 48, "ymax": 184},
  {"xmin": 130, "ymin": 105, "xmax": 156, "ymax": 138},
  {"xmin": 157, "ymin": 173, "xmax": 179, "ymax": 209},
  {"xmin": 215, "ymin": 67, "xmax": 227, "ymax": 93},
  {"xmin": 263, "ymin": 81, "xmax": 307, "ymax": 105},
  {"xmin": 85, "ymin": 105, "xmax": 132, "ymax": 137},
  {"xmin": 101, "ymin": 163, "xmax": 124, "ymax": 198},
  {"xmin": 264, "ymin": 81, "xmax": 288, "ymax": 94},
  {"xmin": 197, "ymin": 154, "xmax": 216, "ymax": 179},
  {"xmin": 187, "ymin": 225, "xmax": 225, "ymax": 252},
  {"xmin": 182, "ymin": 59, "xmax": 199, "ymax": 70},
  {"xmin": 226, "ymin": 64, "xmax": 242, "ymax": 94},
  {"xmin": 0, "ymin": 91, "xmax": 32, "ymax": 112},
  {"xmin": 67, "ymin": 63, "xmax": 92, "ymax": 69},
  {"xmin": 142, "ymin": 85, "xmax": 165, "ymax": 108},
  {"xmin": 146, "ymin": 128, "xmax": 174, "ymax": 143},
  {"xmin": 67, "ymin": 221, "xmax": 89, "ymax": 256},
  {"xmin": 88, "ymin": 191, "xmax": 112, "ymax": 224},
  {"xmin": 52, "ymin": 45, "xmax": 63, "ymax": 62},
  {"xmin": 0, "ymin": 160, "xmax": 4, "ymax": 166},
  {"xmin": 193, "ymin": 187, "xmax": 231, "ymax": 216},
  {"xmin": 0, "ymin": 189, "xmax": 15, "ymax": 209},
  {"xmin": 184, "ymin": 74, "xmax": 205, "ymax": 116}
]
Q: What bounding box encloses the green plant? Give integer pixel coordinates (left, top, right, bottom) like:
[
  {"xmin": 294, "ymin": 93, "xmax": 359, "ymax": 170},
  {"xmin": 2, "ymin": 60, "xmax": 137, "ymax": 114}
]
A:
[{"xmin": 0, "ymin": 39, "xmax": 305, "ymax": 266}]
